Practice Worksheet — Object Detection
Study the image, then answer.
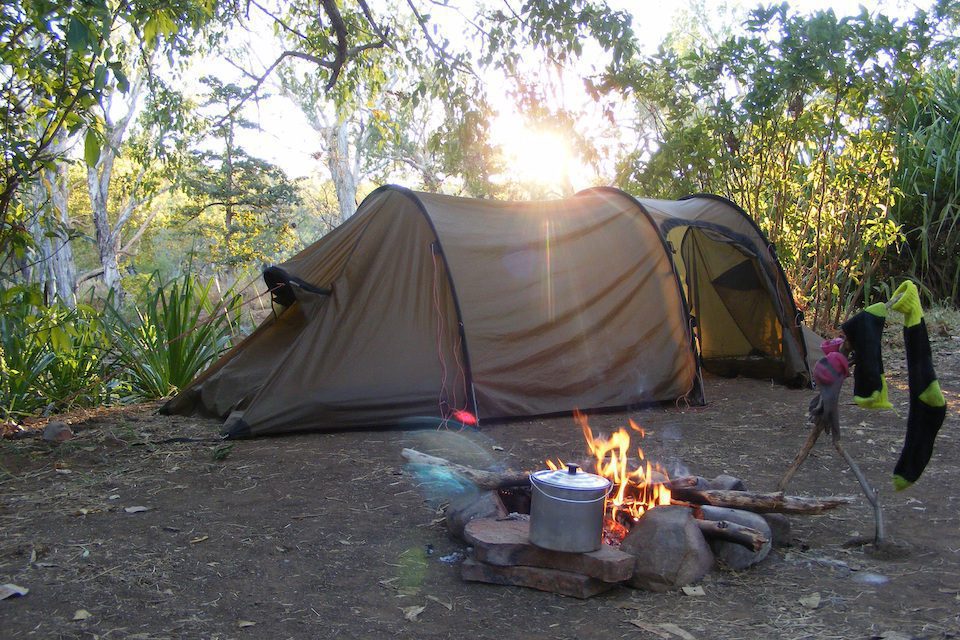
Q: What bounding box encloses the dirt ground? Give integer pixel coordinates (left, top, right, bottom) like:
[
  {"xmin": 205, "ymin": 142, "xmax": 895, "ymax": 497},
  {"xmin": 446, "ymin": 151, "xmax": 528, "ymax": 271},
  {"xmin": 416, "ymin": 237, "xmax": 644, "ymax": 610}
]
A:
[{"xmin": 2, "ymin": 329, "xmax": 959, "ymax": 640}]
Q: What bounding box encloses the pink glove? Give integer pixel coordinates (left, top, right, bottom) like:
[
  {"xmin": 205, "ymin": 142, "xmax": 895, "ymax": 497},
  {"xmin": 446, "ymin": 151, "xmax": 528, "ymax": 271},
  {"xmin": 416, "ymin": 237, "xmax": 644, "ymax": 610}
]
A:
[
  {"xmin": 821, "ymin": 337, "xmax": 845, "ymax": 355},
  {"xmin": 813, "ymin": 352, "xmax": 850, "ymax": 386}
]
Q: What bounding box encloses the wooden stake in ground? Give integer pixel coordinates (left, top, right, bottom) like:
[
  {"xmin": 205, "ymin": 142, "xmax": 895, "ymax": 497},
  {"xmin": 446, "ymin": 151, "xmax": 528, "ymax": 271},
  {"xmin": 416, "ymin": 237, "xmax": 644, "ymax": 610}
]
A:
[{"xmin": 777, "ymin": 325, "xmax": 892, "ymax": 545}]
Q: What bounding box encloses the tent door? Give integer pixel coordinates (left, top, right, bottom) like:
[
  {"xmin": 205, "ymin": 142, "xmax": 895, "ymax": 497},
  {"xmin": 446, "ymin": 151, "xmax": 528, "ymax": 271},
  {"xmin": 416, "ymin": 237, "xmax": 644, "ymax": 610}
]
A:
[{"xmin": 679, "ymin": 227, "xmax": 789, "ymax": 381}]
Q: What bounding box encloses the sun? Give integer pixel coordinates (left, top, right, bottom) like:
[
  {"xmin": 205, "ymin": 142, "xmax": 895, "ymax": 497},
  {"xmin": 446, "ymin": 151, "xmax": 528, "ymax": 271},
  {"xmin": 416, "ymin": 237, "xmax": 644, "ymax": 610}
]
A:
[{"xmin": 496, "ymin": 121, "xmax": 575, "ymax": 197}]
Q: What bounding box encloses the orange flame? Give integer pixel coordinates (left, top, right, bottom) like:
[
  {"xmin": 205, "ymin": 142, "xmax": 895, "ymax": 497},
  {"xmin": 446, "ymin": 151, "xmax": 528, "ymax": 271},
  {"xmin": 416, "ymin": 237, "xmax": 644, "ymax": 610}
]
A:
[{"xmin": 547, "ymin": 411, "xmax": 671, "ymax": 542}]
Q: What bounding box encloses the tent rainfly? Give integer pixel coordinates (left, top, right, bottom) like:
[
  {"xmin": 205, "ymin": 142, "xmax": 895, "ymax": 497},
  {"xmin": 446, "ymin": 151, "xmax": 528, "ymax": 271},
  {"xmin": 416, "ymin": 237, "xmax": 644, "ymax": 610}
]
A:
[{"xmin": 163, "ymin": 185, "xmax": 814, "ymax": 437}]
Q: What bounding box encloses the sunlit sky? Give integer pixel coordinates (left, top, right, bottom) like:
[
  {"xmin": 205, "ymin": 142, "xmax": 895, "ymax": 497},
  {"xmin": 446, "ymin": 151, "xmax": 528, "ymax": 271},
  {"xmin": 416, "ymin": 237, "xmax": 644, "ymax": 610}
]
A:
[{"xmin": 203, "ymin": 0, "xmax": 917, "ymax": 195}]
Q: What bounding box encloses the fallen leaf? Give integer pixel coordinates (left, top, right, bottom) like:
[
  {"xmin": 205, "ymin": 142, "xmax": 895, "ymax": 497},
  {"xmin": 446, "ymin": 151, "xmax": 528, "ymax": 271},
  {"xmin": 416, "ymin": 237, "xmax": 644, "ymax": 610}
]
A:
[
  {"xmin": 873, "ymin": 632, "xmax": 911, "ymax": 640},
  {"xmin": 681, "ymin": 585, "xmax": 705, "ymax": 596},
  {"xmin": 426, "ymin": 595, "xmax": 452, "ymax": 610},
  {"xmin": 73, "ymin": 609, "xmax": 92, "ymax": 621},
  {"xmin": 237, "ymin": 620, "xmax": 257, "ymax": 628},
  {"xmin": 492, "ymin": 445, "xmax": 504, "ymax": 451},
  {"xmin": 401, "ymin": 605, "xmax": 426, "ymax": 622},
  {"xmin": 799, "ymin": 592, "xmax": 821, "ymax": 609},
  {"xmin": 627, "ymin": 621, "xmax": 673, "ymax": 639},
  {"xmin": 0, "ymin": 584, "xmax": 29, "ymax": 600},
  {"xmin": 124, "ymin": 506, "xmax": 150, "ymax": 514},
  {"xmin": 190, "ymin": 536, "xmax": 209, "ymax": 544},
  {"xmin": 55, "ymin": 468, "xmax": 73, "ymax": 474},
  {"xmin": 659, "ymin": 623, "xmax": 697, "ymax": 640}
]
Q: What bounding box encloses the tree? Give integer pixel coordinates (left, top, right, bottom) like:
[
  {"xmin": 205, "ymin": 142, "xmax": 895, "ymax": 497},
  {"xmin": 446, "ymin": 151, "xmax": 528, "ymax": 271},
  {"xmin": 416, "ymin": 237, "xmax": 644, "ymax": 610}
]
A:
[
  {"xmin": 235, "ymin": 0, "xmax": 639, "ymax": 207},
  {"xmin": 0, "ymin": 0, "xmax": 225, "ymax": 270},
  {"xmin": 607, "ymin": 3, "xmax": 957, "ymax": 329},
  {"xmin": 178, "ymin": 77, "xmax": 301, "ymax": 280}
]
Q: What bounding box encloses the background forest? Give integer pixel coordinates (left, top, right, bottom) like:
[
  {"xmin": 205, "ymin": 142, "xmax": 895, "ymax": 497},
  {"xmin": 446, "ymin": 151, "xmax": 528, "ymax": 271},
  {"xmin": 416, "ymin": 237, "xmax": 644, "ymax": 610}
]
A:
[{"xmin": 2, "ymin": 0, "xmax": 959, "ymax": 423}]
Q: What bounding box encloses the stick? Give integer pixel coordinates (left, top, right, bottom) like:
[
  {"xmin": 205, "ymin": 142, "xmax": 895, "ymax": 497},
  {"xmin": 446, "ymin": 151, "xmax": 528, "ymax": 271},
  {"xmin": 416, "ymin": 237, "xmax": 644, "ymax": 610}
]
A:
[
  {"xmin": 401, "ymin": 448, "xmax": 529, "ymax": 490},
  {"xmin": 669, "ymin": 488, "xmax": 853, "ymax": 514},
  {"xmin": 695, "ymin": 519, "xmax": 768, "ymax": 552},
  {"xmin": 831, "ymin": 432, "xmax": 885, "ymax": 543},
  {"xmin": 778, "ymin": 420, "xmax": 825, "ymax": 491}
]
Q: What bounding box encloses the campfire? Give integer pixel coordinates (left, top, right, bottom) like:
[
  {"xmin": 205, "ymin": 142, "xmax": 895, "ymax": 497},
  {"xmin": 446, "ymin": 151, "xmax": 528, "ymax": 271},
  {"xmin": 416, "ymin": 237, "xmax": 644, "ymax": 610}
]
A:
[
  {"xmin": 546, "ymin": 411, "xmax": 672, "ymax": 544},
  {"xmin": 401, "ymin": 416, "xmax": 856, "ymax": 598}
]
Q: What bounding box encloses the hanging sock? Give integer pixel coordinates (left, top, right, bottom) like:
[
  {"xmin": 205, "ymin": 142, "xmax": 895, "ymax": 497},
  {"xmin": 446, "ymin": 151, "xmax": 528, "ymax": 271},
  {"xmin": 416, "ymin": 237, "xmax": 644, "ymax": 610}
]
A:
[
  {"xmin": 891, "ymin": 281, "xmax": 947, "ymax": 490},
  {"xmin": 840, "ymin": 303, "xmax": 893, "ymax": 409}
]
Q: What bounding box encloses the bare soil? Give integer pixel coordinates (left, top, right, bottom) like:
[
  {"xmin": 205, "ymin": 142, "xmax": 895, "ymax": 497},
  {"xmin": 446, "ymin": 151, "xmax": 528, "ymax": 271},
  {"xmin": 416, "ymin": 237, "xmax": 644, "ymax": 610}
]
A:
[{"xmin": 2, "ymin": 331, "xmax": 959, "ymax": 640}]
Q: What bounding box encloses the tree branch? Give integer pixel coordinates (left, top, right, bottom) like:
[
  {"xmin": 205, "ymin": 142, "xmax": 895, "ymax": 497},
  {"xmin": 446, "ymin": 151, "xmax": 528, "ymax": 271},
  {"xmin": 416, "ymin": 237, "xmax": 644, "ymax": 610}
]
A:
[{"xmin": 320, "ymin": 0, "xmax": 349, "ymax": 90}]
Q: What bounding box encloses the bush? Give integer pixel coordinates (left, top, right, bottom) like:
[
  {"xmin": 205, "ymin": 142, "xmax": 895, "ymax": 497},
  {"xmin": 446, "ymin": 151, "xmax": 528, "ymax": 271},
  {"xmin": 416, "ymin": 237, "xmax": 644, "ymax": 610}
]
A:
[
  {"xmin": 0, "ymin": 285, "xmax": 111, "ymax": 419},
  {"xmin": 105, "ymin": 272, "xmax": 242, "ymax": 401}
]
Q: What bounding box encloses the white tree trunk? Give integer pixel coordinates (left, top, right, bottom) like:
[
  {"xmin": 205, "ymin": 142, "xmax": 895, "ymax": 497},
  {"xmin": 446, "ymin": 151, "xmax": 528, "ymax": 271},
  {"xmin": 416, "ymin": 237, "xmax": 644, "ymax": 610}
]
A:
[
  {"xmin": 326, "ymin": 121, "xmax": 357, "ymax": 222},
  {"xmin": 47, "ymin": 161, "xmax": 77, "ymax": 306},
  {"xmin": 86, "ymin": 78, "xmax": 143, "ymax": 299}
]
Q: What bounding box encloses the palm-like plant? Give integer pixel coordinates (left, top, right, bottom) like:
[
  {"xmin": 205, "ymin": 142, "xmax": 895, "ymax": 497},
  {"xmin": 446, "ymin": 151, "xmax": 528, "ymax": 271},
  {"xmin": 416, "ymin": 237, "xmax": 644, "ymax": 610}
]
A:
[
  {"xmin": 106, "ymin": 272, "xmax": 242, "ymax": 401},
  {"xmin": 892, "ymin": 67, "xmax": 960, "ymax": 303}
]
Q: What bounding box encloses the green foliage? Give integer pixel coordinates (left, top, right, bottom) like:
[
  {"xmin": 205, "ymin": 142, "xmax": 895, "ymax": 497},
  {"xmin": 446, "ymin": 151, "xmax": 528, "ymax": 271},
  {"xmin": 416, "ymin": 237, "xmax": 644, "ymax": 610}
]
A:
[
  {"xmin": 610, "ymin": 3, "xmax": 955, "ymax": 329},
  {"xmin": 0, "ymin": 285, "xmax": 110, "ymax": 419},
  {"xmin": 104, "ymin": 272, "xmax": 241, "ymax": 401},
  {"xmin": 890, "ymin": 66, "xmax": 960, "ymax": 304},
  {"xmin": 177, "ymin": 77, "xmax": 301, "ymax": 272},
  {"xmin": 0, "ymin": 0, "xmax": 225, "ymax": 263}
]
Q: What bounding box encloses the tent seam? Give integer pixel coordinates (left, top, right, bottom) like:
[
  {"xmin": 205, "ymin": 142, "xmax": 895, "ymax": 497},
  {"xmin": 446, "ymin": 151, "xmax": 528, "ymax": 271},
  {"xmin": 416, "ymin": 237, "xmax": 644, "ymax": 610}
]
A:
[{"xmin": 575, "ymin": 186, "xmax": 706, "ymax": 405}]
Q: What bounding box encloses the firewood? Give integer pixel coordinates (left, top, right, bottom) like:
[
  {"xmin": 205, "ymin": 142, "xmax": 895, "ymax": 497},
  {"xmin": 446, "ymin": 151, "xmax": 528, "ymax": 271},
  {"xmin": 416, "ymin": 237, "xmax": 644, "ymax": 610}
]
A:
[
  {"xmin": 669, "ymin": 488, "xmax": 853, "ymax": 514},
  {"xmin": 694, "ymin": 519, "xmax": 767, "ymax": 552},
  {"xmin": 401, "ymin": 448, "xmax": 528, "ymax": 490},
  {"xmin": 402, "ymin": 448, "xmax": 850, "ymax": 515}
]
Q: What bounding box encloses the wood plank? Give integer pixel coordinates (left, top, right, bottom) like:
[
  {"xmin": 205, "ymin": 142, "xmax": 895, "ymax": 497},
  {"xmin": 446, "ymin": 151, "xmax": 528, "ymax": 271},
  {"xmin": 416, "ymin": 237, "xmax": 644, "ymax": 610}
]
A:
[
  {"xmin": 463, "ymin": 518, "xmax": 634, "ymax": 583},
  {"xmin": 461, "ymin": 559, "xmax": 616, "ymax": 599}
]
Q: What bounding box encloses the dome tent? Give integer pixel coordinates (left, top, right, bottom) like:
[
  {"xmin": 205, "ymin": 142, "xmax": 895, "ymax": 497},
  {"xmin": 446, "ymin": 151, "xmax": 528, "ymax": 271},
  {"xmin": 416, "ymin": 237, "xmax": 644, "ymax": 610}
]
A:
[{"xmin": 163, "ymin": 185, "xmax": 811, "ymax": 437}]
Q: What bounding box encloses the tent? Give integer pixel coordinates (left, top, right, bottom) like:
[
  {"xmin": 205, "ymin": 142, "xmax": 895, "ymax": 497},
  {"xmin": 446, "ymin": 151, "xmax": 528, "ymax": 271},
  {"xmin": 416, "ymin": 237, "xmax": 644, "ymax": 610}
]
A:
[{"xmin": 163, "ymin": 185, "xmax": 812, "ymax": 437}]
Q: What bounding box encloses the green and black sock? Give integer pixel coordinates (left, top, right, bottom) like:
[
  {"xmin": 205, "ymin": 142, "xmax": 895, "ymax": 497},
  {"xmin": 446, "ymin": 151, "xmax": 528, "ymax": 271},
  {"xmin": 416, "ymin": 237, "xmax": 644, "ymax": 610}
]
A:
[
  {"xmin": 841, "ymin": 303, "xmax": 893, "ymax": 409},
  {"xmin": 891, "ymin": 281, "xmax": 947, "ymax": 490}
]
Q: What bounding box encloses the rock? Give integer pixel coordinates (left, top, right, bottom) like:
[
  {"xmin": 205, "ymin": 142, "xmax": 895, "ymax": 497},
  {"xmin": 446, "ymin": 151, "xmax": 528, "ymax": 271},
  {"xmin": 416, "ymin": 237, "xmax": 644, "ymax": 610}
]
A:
[
  {"xmin": 445, "ymin": 490, "xmax": 507, "ymax": 541},
  {"xmin": 42, "ymin": 421, "xmax": 72, "ymax": 443},
  {"xmin": 761, "ymin": 513, "xmax": 791, "ymax": 547},
  {"xmin": 707, "ymin": 474, "xmax": 746, "ymax": 491},
  {"xmin": 699, "ymin": 506, "xmax": 772, "ymax": 570},
  {"xmin": 464, "ymin": 518, "xmax": 634, "ymax": 582},
  {"xmin": 619, "ymin": 505, "xmax": 714, "ymax": 592},
  {"xmin": 460, "ymin": 558, "xmax": 615, "ymax": 599}
]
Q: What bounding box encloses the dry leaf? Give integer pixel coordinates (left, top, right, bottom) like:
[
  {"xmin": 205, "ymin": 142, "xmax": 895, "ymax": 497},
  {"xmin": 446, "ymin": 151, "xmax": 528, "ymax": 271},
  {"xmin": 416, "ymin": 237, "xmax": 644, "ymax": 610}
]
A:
[
  {"xmin": 799, "ymin": 592, "xmax": 821, "ymax": 609},
  {"xmin": 874, "ymin": 632, "xmax": 912, "ymax": 640},
  {"xmin": 681, "ymin": 585, "xmax": 705, "ymax": 596},
  {"xmin": 659, "ymin": 623, "xmax": 697, "ymax": 640},
  {"xmin": 401, "ymin": 605, "xmax": 426, "ymax": 622},
  {"xmin": 55, "ymin": 468, "xmax": 73, "ymax": 475},
  {"xmin": 124, "ymin": 506, "xmax": 150, "ymax": 514},
  {"xmin": 0, "ymin": 584, "xmax": 29, "ymax": 600},
  {"xmin": 237, "ymin": 620, "xmax": 257, "ymax": 628},
  {"xmin": 190, "ymin": 536, "xmax": 209, "ymax": 544},
  {"xmin": 426, "ymin": 595, "xmax": 453, "ymax": 610},
  {"xmin": 72, "ymin": 609, "xmax": 92, "ymax": 621},
  {"xmin": 628, "ymin": 621, "xmax": 697, "ymax": 640},
  {"xmin": 627, "ymin": 621, "xmax": 673, "ymax": 639}
]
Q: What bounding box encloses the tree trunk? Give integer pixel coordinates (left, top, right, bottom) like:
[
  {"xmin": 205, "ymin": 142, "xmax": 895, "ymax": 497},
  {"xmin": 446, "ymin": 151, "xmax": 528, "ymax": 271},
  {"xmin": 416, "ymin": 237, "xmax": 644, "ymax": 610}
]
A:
[
  {"xmin": 326, "ymin": 120, "xmax": 357, "ymax": 223},
  {"xmin": 86, "ymin": 78, "xmax": 143, "ymax": 300},
  {"xmin": 48, "ymin": 161, "xmax": 77, "ymax": 306},
  {"xmin": 88, "ymin": 163, "xmax": 123, "ymax": 297}
]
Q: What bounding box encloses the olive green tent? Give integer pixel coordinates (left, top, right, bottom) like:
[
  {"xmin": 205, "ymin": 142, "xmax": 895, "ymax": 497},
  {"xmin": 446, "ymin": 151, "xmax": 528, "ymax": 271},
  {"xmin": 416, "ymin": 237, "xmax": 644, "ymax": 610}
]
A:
[{"xmin": 163, "ymin": 185, "xmax": 812, "ymax": 437}]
